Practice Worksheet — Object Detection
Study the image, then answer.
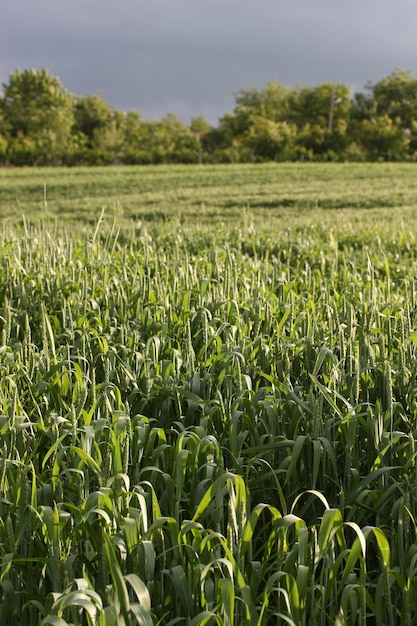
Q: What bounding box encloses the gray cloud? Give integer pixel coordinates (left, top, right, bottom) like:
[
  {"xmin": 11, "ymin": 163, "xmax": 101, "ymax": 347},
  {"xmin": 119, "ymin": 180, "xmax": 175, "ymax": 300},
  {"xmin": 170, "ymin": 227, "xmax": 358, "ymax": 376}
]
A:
[{"xmin": 1, "ymin": 0, "xmax": 417, "ymax": 123}]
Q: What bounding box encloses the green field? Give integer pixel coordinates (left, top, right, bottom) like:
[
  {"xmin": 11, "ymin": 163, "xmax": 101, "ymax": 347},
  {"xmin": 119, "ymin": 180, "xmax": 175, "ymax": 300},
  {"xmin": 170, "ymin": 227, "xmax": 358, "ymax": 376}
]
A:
[
  {"xmin": 1, "ymin": 163, "xmax": 417, "ymax": 624},
  {"xmin": 2, "ymin": 162, "xmax": 417, "ymax": 230}
]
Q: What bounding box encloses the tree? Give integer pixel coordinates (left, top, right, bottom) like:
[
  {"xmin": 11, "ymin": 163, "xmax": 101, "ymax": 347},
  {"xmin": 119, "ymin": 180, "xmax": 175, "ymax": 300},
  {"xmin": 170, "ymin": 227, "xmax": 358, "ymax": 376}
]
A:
[
  {"xmin": 190, "ymin": 116, "xmax": 212, "ymax": 135},
  {"xmin": 348, "ymin": 69, "xmax": 417, "ymax": 160},
  {"xmin": 1, "ymin": 68, "xmax": 75, "ymax": 164},
  {"xmin": 122, "ymin": 111, "xmax": 143, "ymax": 164},
  {"xmin": 370, "ymin": 68, "xmax": 417, "ymax": 130},
  {"xmin": 127, "ymin": 114, "xmax": 197, "ymax": 164},
  {"xmin": 71, "ymin": 94, "xmax": 126, "ymax": 163},
  {"xmin": 350, "ymin": 91, "xmax": 376, "ymax": 123},
  {"xmin": 201, "ymin": 122, "xmax": 235, "ymax": 163},
  {"xmin": 233, "ymin": 80, "xmax": 291, "ymax": 122},
  {"xmin": 92, "ymin": 110, "xmax": 125, "ymax": 163},
  {"xmin": 0, "ymin": 109, "xmax": 8, "ymax": 163},
  {"xmin": 190, "ymin": 116, "xmax": 212, "ymax": 163},
  {"xmin": 288, "ymin": 83, "xmax": 351, "ymax": 132},
  {"xmin": 357, "ymin": 115, "xmax": 409, "ymax": 161},
  {"xmin": 226, "ymin": 79, "xmax": 293, "ymax": 156},
  {"xmin": 241, "ymin": 116, "xmax": 297, "ymax": 161},
  {"xmin": 287, "ymin": 83, "xmax": 351, "ymax": 159},
  {"xmin": 73, "ymin": 94, "xmax": 113, "ymax": 146},
  {"xmin": 225, "ymin": 79, "xmax": 352, "ymax": 161}
]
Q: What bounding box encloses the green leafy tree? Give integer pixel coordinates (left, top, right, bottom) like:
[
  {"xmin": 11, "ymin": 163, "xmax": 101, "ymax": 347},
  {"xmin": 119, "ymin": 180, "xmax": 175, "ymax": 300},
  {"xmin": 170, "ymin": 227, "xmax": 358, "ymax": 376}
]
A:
[
  {"xmin": 1, "ymin": 68, "xmax": 75, "ymax": 164},
  {"xmin": 357, "ymin": 114, "xmax": 409, "ymax": 160},
  {"xmin": 370, "ymin": 68, "xmax": 417, "ymax": 130},
  {"xmin": 350, "ymin": 91, "xmax": 376, "ymax": 123},
  {"xmin": 242, "ymin": 116, "xmax": 297, "ymax": 161},
  {"xmin": 190, "ymin": 115, "xmax": 212, "ymax": 135},
  {"xmin": 349, "ymin": 69, "xmax": 417, "ymax": 159},
  {"xmin": 122, "ymin": 110, "xmax": 143, "ymax": 164},
  {"xmin": 0, "ymin": 109, "xmax": 8, "ymax": 163},
  {"xmin": 288, "ymin": 82, "xmax": 350, "ymax": 131},
  {"xmin": 288, "ymin": 83, "xmax": 351, "ymax": 159},
  {"xmin": 225, "ymin": 80, "xmax": 352, "ymax": 161},
  {"xmin": 233, "ymin": 79, "xmax": 292, "ymax": 123},
  {"xmin": 189, "ymin": 116, "xmax": 213, "ymax": 163},
  {"xmin": 72, "ymin": 94, "xmax": 125, "ymax": 163},
  {"xmin": 73, "ymin": 93, "xmax": 113, "ymax": 144},
  {"xmin": 201, "ymin": 124, "xmax": 235, "ymax": 163},
  {"xmin": 209, "ymin": 113, "xmax": 248, "ymax": 162},
  {"xmin": 136, "ymin": 114, "xmax": 197, "ymax": 164},
  {"xmin": 92, "ymin": 110, "xmax": 125, "ymax": 163},
  {"xmin": 221, "ymin": 80, "xmax": 293, "ymax": 161}
]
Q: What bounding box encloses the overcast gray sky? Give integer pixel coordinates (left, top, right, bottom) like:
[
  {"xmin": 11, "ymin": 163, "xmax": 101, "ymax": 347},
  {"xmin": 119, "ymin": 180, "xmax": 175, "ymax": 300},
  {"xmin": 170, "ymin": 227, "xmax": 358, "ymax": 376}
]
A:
[{"xmin": 1, "ymin": 0, "xmax": 417, "ymax": 124}]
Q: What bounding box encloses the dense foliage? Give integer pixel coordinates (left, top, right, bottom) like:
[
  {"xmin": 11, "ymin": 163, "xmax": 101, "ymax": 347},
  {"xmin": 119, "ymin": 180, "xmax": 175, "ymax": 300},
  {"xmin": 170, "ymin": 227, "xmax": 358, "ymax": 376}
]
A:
[
  {"xmin": 0, "ymin": 164, "xmax": 417, "ymax": 624},
  {"xmin": 1, "ymin": 68, "xmax": 417, "ymax": 165}
]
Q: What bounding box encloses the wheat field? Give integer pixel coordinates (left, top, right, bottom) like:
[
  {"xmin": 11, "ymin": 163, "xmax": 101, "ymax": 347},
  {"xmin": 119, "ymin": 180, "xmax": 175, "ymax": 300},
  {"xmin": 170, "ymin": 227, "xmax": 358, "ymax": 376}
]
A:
[{"xmin": 1, "ymin": 163, "xmax": 417, "ymax": 624}]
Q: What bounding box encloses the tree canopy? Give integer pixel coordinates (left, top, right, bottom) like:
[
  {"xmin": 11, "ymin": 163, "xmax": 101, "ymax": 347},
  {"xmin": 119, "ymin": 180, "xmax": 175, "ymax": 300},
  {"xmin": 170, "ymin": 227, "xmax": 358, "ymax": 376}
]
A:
[{"xmin": 1, "ymin": 67, "xmax": 417, "ymax": 165}]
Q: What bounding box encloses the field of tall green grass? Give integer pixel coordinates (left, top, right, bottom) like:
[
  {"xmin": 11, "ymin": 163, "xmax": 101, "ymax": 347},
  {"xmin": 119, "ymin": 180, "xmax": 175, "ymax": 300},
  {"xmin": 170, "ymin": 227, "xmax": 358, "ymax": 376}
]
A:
[{"xmin": 1, "ymin": 163, "xmax": 417, "ymax": 624}]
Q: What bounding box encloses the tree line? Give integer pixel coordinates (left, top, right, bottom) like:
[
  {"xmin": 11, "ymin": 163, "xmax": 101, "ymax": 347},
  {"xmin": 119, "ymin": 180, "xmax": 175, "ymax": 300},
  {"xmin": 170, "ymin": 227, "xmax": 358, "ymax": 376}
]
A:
[{"xmin": 1, "ymin": 67, "xmax": 417, "ymax": 166}]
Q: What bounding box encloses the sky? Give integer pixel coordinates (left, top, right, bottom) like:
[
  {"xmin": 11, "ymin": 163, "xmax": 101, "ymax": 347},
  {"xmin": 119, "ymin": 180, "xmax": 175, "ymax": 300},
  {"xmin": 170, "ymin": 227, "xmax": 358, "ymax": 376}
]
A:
[{"xmin": 1, "ymin": 0, "xmax": 417, "ymax": 124}]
